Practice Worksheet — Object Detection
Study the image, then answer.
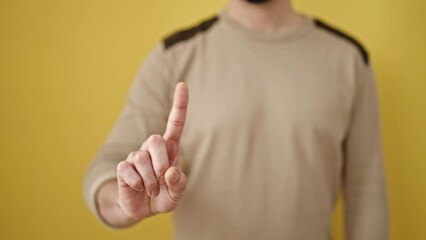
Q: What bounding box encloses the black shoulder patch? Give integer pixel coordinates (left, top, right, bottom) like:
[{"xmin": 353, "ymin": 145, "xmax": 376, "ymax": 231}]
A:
[
  {"xmin": 163, "ymin": 16, "xmax": 219, "ymax": 50},
  {"xmin": 313, "ymin": 18, "xmax": 369, "ymax": 65}
]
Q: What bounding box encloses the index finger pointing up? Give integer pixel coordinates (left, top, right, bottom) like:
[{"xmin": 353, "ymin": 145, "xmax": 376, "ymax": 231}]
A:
[{"xmin": 163, "ymin": 82, "xmax": 189, "ymax": 142}]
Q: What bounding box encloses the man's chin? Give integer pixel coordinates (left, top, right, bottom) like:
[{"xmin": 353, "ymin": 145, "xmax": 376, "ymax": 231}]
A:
[{"xmin": 244, "ymin": 0, "xmax": 272, "ymax": 4}]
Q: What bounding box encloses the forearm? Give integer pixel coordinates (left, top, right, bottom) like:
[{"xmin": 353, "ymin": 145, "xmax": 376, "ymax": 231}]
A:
[
  {"xmin": 343, "ymin": 57, "xmax": 388, "ymax": 239},
  {"xmin": 96, "ymin": 180, "xmax": 141, "ymax": 228}
]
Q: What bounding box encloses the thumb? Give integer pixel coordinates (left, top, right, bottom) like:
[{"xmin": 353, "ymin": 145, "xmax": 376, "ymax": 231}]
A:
[{"xmin": 165, "ymin": 166, "xmax": 187, "ymax": 202}]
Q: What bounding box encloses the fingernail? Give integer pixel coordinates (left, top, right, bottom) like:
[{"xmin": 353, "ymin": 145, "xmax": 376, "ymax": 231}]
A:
[
  {"xmin": 151, "ymin": 187, "xmax": 159, "ymax": 197},
  {"xmin": 168, "ymin": 169, "xmax": 180, "ymax": 184}
]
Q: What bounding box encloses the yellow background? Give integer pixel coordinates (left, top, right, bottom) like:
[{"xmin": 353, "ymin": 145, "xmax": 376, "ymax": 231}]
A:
[{"xmin": 1, "ymin": 0, "xmax": 425, "ymax": 239}]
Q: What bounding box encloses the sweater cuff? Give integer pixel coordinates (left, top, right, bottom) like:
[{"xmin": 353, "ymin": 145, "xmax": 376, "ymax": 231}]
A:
[{"xmin": 83, "ymin": 169, "xmax": 117, "ymax": 224}]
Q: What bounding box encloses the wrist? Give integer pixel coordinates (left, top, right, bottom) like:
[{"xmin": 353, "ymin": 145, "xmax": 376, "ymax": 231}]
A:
[{"xmin": 96, "ymin": 180, "xmax": 140, "ymax": 228}]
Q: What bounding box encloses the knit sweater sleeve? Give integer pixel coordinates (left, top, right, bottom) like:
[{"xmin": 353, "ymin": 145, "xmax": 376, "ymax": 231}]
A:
[
  {"xmin": 82, "ymin": 43, "xmax": 172, "ymax": 224},
  {"xmin": 343, "ymin": 54, "xmax": 389, "ymax": 240}
]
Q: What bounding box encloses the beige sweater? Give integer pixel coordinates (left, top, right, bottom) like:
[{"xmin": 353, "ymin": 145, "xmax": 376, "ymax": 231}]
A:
[{"xmin": 84, "ymin": 10, "xmax": 388, "ymax": 240}]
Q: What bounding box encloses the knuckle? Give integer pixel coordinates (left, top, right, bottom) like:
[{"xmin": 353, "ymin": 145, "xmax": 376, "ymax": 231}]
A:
[
  {"xmin": 126, "ymin": 151, "xmax": 135, "ymax": 159},
  {"xmin": 148, "ymin": 134, "xmax": 164, "ymax": 145},
  {"xmin": 116, "ymin": 161, "xmax": 128, "ymax": 174},
  {"xmin": 169, "ymin": 119, "xmax": 184, "ymax": 128},
  {"xmin": 134, "ymin": 152, "xmax": 149, "ymax": 165},
  {"xmin": 126, "ymin": 151, "xmax": 140, "ymax": 163},
  {"xmin": 139, "ymin": 150, "xmax": 150, "ymax": 159}
]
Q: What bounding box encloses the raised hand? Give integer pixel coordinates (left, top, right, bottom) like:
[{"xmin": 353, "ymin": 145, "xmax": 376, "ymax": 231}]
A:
[{"xmin": 115, "ymin": 82, "xmax": 189, "ymax": 221}]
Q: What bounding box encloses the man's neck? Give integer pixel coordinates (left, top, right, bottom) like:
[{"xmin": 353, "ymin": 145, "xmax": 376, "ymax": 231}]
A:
[{"xmin": 225, "ymin": 0, "xmax": 303, "ymax": 33}]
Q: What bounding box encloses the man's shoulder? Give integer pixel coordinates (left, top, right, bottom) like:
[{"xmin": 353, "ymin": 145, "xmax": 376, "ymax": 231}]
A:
[
  {"xmin": 162, "ymin": 15, "xmax": 219, "ymax": 50},
  {"xmin": 311, "ymin": 17, "xmax": 369, "ymax": 66}
]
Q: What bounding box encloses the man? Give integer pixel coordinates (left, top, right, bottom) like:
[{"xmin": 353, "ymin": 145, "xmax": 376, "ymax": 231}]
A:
[{"xmin": 83, "ymin": 0, "xmax": 388, "ymax": 239}]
